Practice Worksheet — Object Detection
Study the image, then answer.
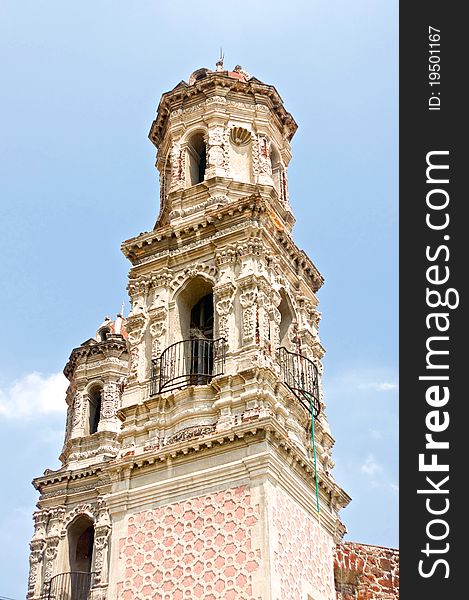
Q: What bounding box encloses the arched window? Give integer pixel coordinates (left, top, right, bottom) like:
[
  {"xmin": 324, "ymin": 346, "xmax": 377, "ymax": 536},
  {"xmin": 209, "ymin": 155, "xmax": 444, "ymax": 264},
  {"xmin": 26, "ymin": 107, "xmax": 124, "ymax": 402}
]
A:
[
  {"xmin": 97, "ymin": 327, "xmax": 110, "ymax": 342},
  {"xmin": 66, "ymin": 515, "xmax": 95, "ymax": 596},
  {"xmin": 187, "ymin": 132, "xmax": 206, "ymax": 186},
  {"xmin": 88, "ymin": 387, "xmax": 102, "ymax": 435},
  {"xmin": 189, "ymin": 293, "xmax": 214, "ymax": 384},
  {"xmin": 190, "ymin": 293, "xmax": 214, "ymax": 340},
  {"xmin": 67, "ymin": 515, "xmax": 95, "ymax": 572},
  {"xmin": 176, "ymin": 277, "xmax": 214, "ymax": 341}
]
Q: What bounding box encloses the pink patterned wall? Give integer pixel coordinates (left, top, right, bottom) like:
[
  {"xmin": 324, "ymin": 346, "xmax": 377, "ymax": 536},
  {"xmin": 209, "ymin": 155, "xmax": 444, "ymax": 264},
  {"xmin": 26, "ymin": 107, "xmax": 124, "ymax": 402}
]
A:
[
  {"xmin": 116, "ymin": 485, "xmax": 262, "ymax": 600},
  {"xmin": 272, "ymin": 489, "xmax": 336, "ymax": 600}
]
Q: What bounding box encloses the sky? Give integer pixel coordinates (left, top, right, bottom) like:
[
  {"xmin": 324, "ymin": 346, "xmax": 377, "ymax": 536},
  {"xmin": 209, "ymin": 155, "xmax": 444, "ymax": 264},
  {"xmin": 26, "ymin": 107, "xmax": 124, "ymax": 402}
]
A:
[{"xmin": 0, "ymin": 1, "xmax": 398, "ymax": 597}]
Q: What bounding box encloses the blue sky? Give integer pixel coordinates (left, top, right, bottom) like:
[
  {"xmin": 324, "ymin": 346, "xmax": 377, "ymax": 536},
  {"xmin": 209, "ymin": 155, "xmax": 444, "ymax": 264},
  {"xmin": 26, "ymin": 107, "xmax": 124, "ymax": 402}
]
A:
[{"xmin": 0, "ymin": 1, "xmax": 397, "ymax": 597}]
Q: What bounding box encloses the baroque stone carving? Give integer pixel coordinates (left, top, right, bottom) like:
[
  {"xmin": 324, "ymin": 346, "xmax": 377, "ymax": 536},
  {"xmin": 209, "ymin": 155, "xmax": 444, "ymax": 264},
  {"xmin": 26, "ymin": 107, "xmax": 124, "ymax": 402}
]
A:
[
  {"xmin": 72, "ymin": 391, "xmax": 83, "ymax": 428},
  {"xmin": 240, "ymin": 288, "xmax": 258, "ymax": 344},
  {"xmin": 149, "ymin": 319, "xmax": 167, "ymax": 358},
  {"xmin": 101, "ymin": 382, "xmax": 120, "ymax": 419},
  {"xmin": 27, "ymin": 539, "xmax": 46, "ymax": 597},
  {"xmin": 44, "ymin": 536, "xmax": 60, "ymax": 582},
  {"xmin": 258, "ymin": 134, "xmax": 272, "ymax": 174},
  {"xmin": 166, "ymin": 424, "xmax": 215, "ymax": 445}
]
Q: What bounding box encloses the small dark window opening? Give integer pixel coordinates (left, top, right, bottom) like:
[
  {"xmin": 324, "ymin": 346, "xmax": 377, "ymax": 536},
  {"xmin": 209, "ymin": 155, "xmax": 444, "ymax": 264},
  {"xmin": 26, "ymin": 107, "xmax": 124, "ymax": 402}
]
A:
[
  {"xmin": 198, "ymin": 146, "xmax": 206, "ymax": 184},
  {"xmin": 89, "ymin": 388, "xmax": 102, "ymax": 434},
  {"xmin": 68, "ymin": 515, "xmax": 95, "ymax": 574},
  {"xmin": 75, "ymin": 526, "xmax": 94, "ymax": 572},
  {"xmin": 187, "ymin": 133, "xmax": 207, "ymax": 186},
  {"xmin": 98, "ymin": 327, "xmax": 110, "ymax": 342},
  {"xmin": 189, "ymin": 293, "xmax": 214, "ymax": 384}
]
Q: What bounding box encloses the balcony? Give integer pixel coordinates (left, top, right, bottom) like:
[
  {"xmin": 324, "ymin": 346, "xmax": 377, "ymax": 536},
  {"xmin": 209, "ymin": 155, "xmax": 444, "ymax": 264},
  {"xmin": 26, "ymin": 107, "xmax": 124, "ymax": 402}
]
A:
[
  {"xmin": 277, "ymin": 347, "xmax": 321, "ymax": 417},
  {"xmin": 43, "ymin": 571, "xmax": 95, "ymax": 600},
  {"xmin": 151, "ymin": 338, "xmax": 226, "ymax": 395}
]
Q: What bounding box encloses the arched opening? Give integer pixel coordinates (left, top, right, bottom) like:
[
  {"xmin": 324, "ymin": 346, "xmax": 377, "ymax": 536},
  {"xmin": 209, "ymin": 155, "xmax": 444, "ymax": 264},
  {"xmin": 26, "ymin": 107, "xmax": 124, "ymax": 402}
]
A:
[
  {"xmin": 190, "ymin": 293, "xmax": 214, "ymax": 340},
  {"xmin": 187, "ymin": 132, "xmax": 206, "ymax": 186},
  {"xmin": 278, "ymin": 291, "xmax": 294, "ymax": 348},
  {"xmin": 66, "ymin": 515, "xmax": 95, "ymax": 598},
  {"xmin": 88, "ymin": 387, "xmax": 102, "ymax": 435},
  {"xmin": 97, "ymin": 327, "xmax": 110, "ymax": 342},
  {"xmin": 154, "ymin": 277, "xmax": 225, "ymax": 393},
  {"xmin": 189, "ymin": 293, "xmax": 214, "ymax": 384},
  {"xmin": 176, "ymin": 277, "xmax": 213, "ymax": 341}
]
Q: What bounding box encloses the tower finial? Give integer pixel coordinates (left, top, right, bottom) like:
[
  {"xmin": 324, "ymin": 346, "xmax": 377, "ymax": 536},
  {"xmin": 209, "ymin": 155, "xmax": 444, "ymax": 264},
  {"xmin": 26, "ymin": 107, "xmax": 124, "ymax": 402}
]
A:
[{"xmin": 216, "ymin": 48, "xmax": 224, "ymax": 71}]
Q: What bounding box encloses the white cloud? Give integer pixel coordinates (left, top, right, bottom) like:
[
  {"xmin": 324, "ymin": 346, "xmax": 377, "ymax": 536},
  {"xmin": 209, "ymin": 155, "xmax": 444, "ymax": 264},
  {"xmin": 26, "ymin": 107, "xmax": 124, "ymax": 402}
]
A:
[
  {"xmin": 361, "ymin": 454, "xmax": 382, "ymax": 477},
  {"xmin": 358, "ymin": 381, "xmax": 399, "ymax": 392},
  {"xmin": 0, "ymin": 372, "xmax": 68, "ymax": 419}
]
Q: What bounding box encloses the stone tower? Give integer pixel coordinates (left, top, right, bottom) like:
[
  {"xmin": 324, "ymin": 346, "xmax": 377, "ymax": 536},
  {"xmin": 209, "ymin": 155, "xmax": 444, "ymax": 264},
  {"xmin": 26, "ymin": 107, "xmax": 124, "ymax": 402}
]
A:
[{"xmin": 28, "ymin": 63, "xmax": 350, "ymax": 600}]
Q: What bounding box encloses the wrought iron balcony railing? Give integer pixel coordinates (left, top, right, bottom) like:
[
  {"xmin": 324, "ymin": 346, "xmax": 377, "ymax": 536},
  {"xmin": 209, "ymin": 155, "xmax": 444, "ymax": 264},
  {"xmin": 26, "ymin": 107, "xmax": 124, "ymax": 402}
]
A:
[
  {"xmin": 43, "ymin": 571, "xmax": 95, "ymax": 600},
  {"xmin": 151, "ymin": 337, "xmax": 226, "ymax": 395},
  {"xmin": 277, "ymin": 347, "xmax": 321, "ymax": 417}
]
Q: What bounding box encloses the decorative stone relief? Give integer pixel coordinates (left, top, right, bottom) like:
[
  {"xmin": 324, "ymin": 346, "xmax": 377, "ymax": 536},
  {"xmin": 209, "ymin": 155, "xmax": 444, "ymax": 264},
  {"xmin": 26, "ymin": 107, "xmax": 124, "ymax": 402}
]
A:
[
  {"xmin": 214, "ymin": 282, "xmax": 235, "ymax": 346},
  {"xmin": 170, "ymin": 143, "xmax": 185, "ymax": 191},
  {"xmin": 205, "ymin": 95, "xmax": 227, "ymax": 105},
  {"xmin": 258, "ymin": 134, "xmax": 272, "ymax": 175},
  {"xmin": 257, "ymin": 290, "xmax": 272, "ymax": 351},
  {"xmin": 126, "ymin": 314, "xmax": 148, "ymax": 380},
  {"xmin": 43, "ymin": 536, "xmax": 60, "ymax": 583},
  {"xmin": 206, "ymin": 125, "xmax": 226, "ymax": 178},
  {"xmin": 216, "ymin": 297, "xmax": 232, "ymax": 341},
  {"xmin": 101, "ymin": 382, "xmax": 120, "ymax": 420},
  {"xmin": 94, "ymin": 524, "xmax": 111, "ymax": 585},
  {"xmin": 27, "ymin": 539, "xmax": 46, "ymax": 597},
  {"xmin": 149, "ymin": 319, "xmax": 167, "ymax": 359},
  {"xmin": 170, "ymin": 264, "xmax": 217, "ymax": 292},
  {"xmin": 271, "ymin": 306, "xmax": 282, "ymax": 351},
  {"xmin": 280, "ymin": 169, "xmax": 289, "ymax": 205},
  {"xmin": 166, "ymin": 424, "xmax": 215, "ymax": 445},
  {"xmin": 240, "ymin": 288, "xmax": 258, "ymax": 345},
  {"xmin": 71, "ymin": 391, "xmax": 84, "ymax": 434}
]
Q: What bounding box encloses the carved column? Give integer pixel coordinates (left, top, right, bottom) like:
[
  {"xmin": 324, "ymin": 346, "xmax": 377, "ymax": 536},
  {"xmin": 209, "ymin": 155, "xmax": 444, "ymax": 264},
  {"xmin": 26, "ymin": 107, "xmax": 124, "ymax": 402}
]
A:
[
  {"xmin": 100, "ymin": 381, "xmax": 121, "ymax": 424},
  {"xmin": 126, "ymin": 313, "xmax": 147, "ymax": 382},
  {"xmin": 269, "ymin": 289, "xmax": 282, "ymax": 352},
  {"xmin": 257, "ymin": 133, "xmax": 272, "ymax": 186},
  {"xmin": 27, "ymin": 509, "xmax": 49, "ymax": 599},
  {"xmin": 27, "ymin": 539, "xmax": 46, "ymax": 599},
  {"xmin": 214, "ymin": 282, "xmax": 235, "ymax": 348},
  {"xmin": 70, "ymin": 390, "xmax": 85, "ymax": 438},
  {"xmin": 93, "ymin": 498, "xmax": 112, "ymax": 588},
  {"xmin": 43, "ymin": 536, "xmax": 60, "ymax": 585},
  {"xmin": 239, "ymin": 287, "xmax": 258, "ymax": 346},
  {"xmin": 206, "ymin": 124, "xmax": 227, "ymax": 179},
  {"xmin": 170, "ymin": 142, "xmax": 185, "ymax": 191},
  {"xmin": 149, "ymin": 307, "xmax": 168, "ymax": 359}
]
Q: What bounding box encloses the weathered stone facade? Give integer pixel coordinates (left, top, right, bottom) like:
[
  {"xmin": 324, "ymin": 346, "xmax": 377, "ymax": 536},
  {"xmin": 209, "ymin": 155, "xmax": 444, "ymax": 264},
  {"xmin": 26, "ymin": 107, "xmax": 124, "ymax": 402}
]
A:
[
  {"xmin": 27, "ymin": 63, "xmax": 398, "ymax": 599},
  {"xmin": 334, "ymin": 542, "xmax": 400, "ymax": 600}
]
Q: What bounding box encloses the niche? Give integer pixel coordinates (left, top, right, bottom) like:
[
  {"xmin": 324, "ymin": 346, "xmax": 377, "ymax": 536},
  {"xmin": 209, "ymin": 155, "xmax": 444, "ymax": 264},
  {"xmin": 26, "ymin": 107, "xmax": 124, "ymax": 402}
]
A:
[
  {"xmin": 278, "ymin": 291, "xmax": 295, "ymax": 348},
  {"xmin": 229, "ymin": 127, "xmax": 252, "ymax": 184}
]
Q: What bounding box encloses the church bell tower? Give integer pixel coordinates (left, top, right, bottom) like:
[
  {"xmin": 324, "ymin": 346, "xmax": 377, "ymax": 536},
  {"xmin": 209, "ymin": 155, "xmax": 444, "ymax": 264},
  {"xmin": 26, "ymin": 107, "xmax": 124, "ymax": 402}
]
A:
[{"xmin": 28, "ymin": 63, "xmax": 350, "ymax": 600}]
